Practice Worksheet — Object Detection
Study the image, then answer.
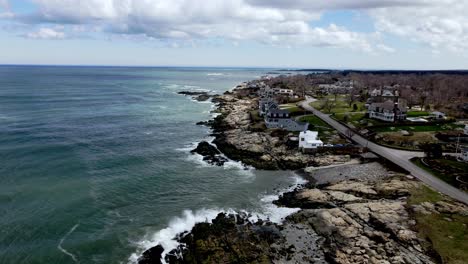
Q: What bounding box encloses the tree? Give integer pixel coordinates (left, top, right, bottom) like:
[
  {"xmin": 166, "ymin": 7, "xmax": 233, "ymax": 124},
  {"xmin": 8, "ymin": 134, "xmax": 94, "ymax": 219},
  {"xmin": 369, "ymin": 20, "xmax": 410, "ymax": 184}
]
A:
[
  {"xmin": 321, "ymin": 98, "xmax": 334, "ymax": 113},
  {"xmin": 353, "ymin": 103, "xmax": 358, "ymax": 111}
]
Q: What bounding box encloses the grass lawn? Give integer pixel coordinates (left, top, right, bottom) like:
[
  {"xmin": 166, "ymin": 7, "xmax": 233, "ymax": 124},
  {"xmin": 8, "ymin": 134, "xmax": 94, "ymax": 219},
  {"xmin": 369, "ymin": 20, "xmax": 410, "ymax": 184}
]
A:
[
  {"xmin": 408, "ymin": 185, "xmax": 468, "ymax": 264},
  {"xmin": 298, "ymin": 115, "xmax": 335, "ymax": 142},
  {"xmin": 334, "ymin": 112, "xmax": 365, "ymax": 123},
  {"xmin": 407, "ymin": 111, "xmax": 429, "ymax": 117},
  {"xmin": 310, "ymin": 95, "xmax": 365, "ymax": 114},
  {"xmin": 279, "ymin": 104, "xmax": 309, "ymax": 116},
  {"xmin": 411, "ymin": 158, "xmax": 467, "ymax": 191},
  {"xmin": 372, "ymin": 123, "xmax": 463, "ymax": 133}
]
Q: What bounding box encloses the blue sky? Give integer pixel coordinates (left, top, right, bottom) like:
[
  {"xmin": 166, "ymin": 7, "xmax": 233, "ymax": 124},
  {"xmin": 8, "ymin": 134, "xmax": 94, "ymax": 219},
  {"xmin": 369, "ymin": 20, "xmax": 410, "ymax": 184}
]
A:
[{"xmin": 1, "ymin": 0, "xmax": 468, "ymax": 69}]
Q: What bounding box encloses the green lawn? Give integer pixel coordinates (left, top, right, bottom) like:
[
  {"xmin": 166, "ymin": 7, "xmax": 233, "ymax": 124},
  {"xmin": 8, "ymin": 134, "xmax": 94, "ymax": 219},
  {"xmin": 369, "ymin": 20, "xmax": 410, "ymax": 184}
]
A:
[
  {"xmin": 411, "ymin": 158, "xmax": 467, "ymax": 191},
  {"xmin": 407, "ymin": 111, "xmax": 429, "ymax": 117},
  {"xmin": 310, "ymin": 95, "xmax": 365, "ymax": 114},
  {"xmin": 298, "ymin": 115, "xmax": 335, "ymax": 141},
  {"xmin": 408, "ymin": 185, "xmax": 468, "ymax": 264},
  {"xmin": 334, "ymin": 112, "xmax": 365, "ymax": 123},
  {"xmin": 279, "ymin": 104, "xmax": 308, "ymax": 116},
  {"xmin": 372, "ymin": 123, "xmax": 463, "ymax": 133}
]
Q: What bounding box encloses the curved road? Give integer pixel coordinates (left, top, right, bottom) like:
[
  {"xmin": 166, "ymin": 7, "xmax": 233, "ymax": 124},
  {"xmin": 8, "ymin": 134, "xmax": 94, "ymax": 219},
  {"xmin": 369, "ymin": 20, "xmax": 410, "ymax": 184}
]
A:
[{"xmin": 299, "ymin": 97, "xmax": 468, "ymax": 204}]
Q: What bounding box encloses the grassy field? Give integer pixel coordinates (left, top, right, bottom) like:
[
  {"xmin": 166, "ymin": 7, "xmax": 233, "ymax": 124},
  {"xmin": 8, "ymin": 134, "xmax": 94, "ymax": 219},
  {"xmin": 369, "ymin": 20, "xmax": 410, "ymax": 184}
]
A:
[
  {"xmin": 372, "ymin": 123, "xmax": 463, "ymax": 133},
  {"xmin": 310, "ymin": 95, "xmax": 365, "ymax": 114},
  {"xmin": 411, "ymin": 158, "xmax": 467, "ymax": 190},
  {"xmin": 407, "ymin": 111, "xmax": 429, "ymax": 117},
  {"xmin": 408, "ymin": 185, "xmax": 468, "ymax": 264},
  {"xmin": 334, "ymin": 112, "xmax": 365, "ymax": 123},
  {"xmin": 298, "ymin": 115, "xmax": 335, "ymax": 142},
  {"xmin": 279, "ymin": 104, "xmax": 308, "ymax": 116}
]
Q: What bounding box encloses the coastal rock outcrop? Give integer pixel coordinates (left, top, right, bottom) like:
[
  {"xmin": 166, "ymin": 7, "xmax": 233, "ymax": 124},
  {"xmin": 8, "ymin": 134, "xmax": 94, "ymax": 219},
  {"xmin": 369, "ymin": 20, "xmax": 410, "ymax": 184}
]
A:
[
  {"xmin": 177, "ymin": 91, "xmax": 212, "ymax": 102},
  {"xmin": 190, "ymin": 141, "xmax": 228, "ymax": 166}
]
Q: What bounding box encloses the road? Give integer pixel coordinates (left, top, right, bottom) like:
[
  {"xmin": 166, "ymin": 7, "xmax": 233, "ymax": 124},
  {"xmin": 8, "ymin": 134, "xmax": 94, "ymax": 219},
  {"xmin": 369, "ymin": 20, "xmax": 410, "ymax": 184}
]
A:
[{"xmin": 299, "ymin": 97, "xmax": 468, "ymax": 204}]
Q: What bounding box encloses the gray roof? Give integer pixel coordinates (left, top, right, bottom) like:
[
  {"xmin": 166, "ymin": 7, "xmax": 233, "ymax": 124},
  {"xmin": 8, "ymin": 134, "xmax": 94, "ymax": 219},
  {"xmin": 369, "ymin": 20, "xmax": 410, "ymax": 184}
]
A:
[{"xmin": 268, "ymin": 109, "xmax": 290, "ymax": 115}]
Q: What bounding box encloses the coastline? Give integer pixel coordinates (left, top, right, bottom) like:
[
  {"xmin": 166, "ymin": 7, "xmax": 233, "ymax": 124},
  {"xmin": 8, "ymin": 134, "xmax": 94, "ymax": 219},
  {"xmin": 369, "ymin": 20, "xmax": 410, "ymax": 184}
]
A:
[{"xmin": 136, "ymin": 80, "xmax": 468, "ymax": 264}]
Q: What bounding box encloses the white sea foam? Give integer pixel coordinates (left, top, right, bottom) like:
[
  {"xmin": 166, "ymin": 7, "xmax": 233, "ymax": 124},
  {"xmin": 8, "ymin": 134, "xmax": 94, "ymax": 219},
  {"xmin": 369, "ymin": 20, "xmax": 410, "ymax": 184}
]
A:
[
  {"xmin": 128, "ymin": 208, "xmax": 233, "ymax": 264},
  {"xmin": 206, "ymin": 73, "xmax": 224, "ymax": 76},
  {"xmin": 58, "ymin": 224, "xmax": 80, "ymax": 264},
  {"xmin": 129, "ymin": 174, "xmax": 307, "ymax": 263}
]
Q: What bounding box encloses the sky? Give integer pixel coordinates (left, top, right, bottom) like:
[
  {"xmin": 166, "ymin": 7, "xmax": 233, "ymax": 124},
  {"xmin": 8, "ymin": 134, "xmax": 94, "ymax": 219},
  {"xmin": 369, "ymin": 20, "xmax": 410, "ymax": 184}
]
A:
[{"xmin": 0, "ymin": 0, "xmax": 468, "ymax": 69}]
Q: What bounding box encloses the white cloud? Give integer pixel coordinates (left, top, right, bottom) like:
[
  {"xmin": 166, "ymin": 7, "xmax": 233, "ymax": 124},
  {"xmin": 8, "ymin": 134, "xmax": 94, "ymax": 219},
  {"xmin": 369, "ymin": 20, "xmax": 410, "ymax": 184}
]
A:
[
  {"xmin": 21, "ymin": 0, "xmax": 379, "ymax": 51},
  {"xmin": 371, "ymin": 1, "xmax": 468, "ymax": 53},
  {"xmin": 376, "ymin": 44, "xmax": 395, "ymax": 53},
  {"xmin": 5, "ymin": 0, "xmax": 465, "ymax": 55},
  {"xmin": 0, "ymin": 0, "xmax": 9, "ymax": 10},
  {"xmin": 246, "ymin": 0, "xmax": 429, "ymax": 10},
  {"xmin": 26, "ymin": 27, "xmax": 65, "ymax": 39}
]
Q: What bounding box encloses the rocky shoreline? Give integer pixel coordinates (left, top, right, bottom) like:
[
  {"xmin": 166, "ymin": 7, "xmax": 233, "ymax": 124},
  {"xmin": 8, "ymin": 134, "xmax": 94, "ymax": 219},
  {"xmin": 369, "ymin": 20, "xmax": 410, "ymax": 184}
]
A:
[
  {"xmin": 138, "ymin": 161, "xmax": 468, "ymax": 264},
  {"xmin": 191, "ymin": 85, "xmax": 353, "ymax": 170},
  {"xmin": 137, "ymin": 84, "xmax": 467, "ymax": 264}
]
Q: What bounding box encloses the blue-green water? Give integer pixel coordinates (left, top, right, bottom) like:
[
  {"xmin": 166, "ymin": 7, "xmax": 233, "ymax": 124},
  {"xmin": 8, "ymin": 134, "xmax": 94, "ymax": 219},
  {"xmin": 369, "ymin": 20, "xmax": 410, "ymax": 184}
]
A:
[{"xmin": 0, "ymin": 66, "xmax": 302, "ymax": 264}]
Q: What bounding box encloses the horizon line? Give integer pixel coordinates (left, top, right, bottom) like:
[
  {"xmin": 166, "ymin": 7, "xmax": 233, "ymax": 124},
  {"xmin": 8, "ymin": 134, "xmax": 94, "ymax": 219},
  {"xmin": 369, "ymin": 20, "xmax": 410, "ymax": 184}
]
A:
[{"xmin": 1, "ymin": 63, "xmax": 468, "ymax": 72}]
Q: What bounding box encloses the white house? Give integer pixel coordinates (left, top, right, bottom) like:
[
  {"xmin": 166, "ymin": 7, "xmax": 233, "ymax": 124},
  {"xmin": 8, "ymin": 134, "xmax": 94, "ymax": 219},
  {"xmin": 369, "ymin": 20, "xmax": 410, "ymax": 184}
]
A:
[
  {"xmin": 369, "ymin": 88, "xmax": 381, "ymax": 97},
  {"xmin": 464, "ymin": 125, "xmax": 468, "ymax": 135},
  {"xmin": 299, "ymin": 131, "xmax": 323, "ymax": 152},
  {"xmin": 461, "ymin": 148, "xmax": 468, "ymax": 162},
  {"xmin": 273, "ymin": 88, "xmax": 294, "ymax": 96},
  {"xmin": 431, "ymin": 111, "xmax": 446, "ymax": 120},
  {"xmin": 368, "ymin": 100, "xmax": 407, "ymax": 122}
]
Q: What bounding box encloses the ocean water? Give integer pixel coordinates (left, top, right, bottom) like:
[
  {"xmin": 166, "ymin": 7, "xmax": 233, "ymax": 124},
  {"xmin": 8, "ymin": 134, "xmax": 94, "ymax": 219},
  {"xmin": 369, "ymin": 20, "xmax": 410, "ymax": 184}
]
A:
[{"xmin": 0, "ymin": 66, "xmax": 303, "ymax": 264}]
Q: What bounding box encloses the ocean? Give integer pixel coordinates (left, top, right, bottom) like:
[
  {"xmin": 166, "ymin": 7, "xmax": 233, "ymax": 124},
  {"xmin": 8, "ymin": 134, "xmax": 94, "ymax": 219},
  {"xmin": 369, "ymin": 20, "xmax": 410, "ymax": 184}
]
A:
[{"xmin": 0, "ymin": 66, "xmax": 303, "ymax": 263}]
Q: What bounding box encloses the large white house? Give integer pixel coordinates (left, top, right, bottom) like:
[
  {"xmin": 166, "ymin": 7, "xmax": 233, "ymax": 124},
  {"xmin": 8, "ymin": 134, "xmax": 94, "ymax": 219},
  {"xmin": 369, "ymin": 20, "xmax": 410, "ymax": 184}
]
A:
[
  {"xmin": 461, "ymin": 148, "xmax": 468, "ymax": 162},
  {"xmin": 368, "ymin": 100, "xmax": 407, "ymax": 122},
  {"xmin": 299, "ymin": 131, "xmax": 323, "ymax": 152}
]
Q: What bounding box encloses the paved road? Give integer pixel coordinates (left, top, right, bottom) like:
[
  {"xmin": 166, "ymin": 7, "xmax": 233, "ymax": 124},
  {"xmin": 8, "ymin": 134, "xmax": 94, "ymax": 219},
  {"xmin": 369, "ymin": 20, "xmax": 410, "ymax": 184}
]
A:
[{"xmin": 299, "ymin": 97, "xmax": 468, "ymax": 204}]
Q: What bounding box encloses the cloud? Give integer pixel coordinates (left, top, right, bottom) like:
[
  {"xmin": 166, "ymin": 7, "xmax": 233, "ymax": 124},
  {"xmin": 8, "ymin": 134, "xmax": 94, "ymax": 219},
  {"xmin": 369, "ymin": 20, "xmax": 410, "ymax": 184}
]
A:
[
  {"xmin": 25, "ymin": 27, "xmax": 65, "ymax": 39},
  {"xmin": 0, "ymin": 0, "xmax": 9, "ymax": 10},
  {"xmin": 6, "ymin": 0, "xmax": 463, "ymax": 55},
  {"xmin": 376, "ymin": 44, "xmax": 395, "ymax": 53},
  {"xmin": 371, "ymin": 1, "xmax": 468, "ymax": 52},
  {"xmin": 246, "ymin": 0, "xmax": 429, "ymax": 10},
  {"xmin": 16, "ymin": 0, "xmax": 379, "ymax": 51}
]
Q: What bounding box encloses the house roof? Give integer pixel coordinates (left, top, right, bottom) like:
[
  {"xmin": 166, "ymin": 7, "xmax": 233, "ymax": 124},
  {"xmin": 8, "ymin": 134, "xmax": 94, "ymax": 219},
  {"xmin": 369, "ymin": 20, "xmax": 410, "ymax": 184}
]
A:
[
  {"xmin": 369, "ymin": 100, "xmax": 407, "ymax": 112},
  {"xmin": 268, "ymin": 109, "xmax": 290, "ymax": 115}
]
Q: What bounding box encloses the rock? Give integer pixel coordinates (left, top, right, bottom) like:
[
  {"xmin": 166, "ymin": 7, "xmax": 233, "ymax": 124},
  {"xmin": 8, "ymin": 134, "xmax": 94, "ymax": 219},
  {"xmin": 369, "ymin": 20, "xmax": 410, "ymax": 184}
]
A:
[
  {"xmin": 177, "ymin": 91, "xmax": 212, "ymax": 101},
  {"xmin": 191, "ymin": 141, "xmax": 220, "ymax": 156},
  {"xmin": 376, "ymin": 178, "xmax": 417, "ymax": 198},
  {"xmin": 191, "ymin": 141, "xmax": 228, "ymax": 166},
  {"xmin": 297, "ymin": 189, "xmax": 329, "ymax": 202},
  {"xmin": 138, "ymin": 245, "xmax": 164, "ymax": 264},
  {"xmin": 325, "ymin": 181, "xmax": 378, "ymax": 197},
  {"xmin": 434, "ymin": 201, "xmax": 468, "ymax": 215},
  {"xmin": 325, "ymin": 191, "xmax": 362, "ymax": 202}
]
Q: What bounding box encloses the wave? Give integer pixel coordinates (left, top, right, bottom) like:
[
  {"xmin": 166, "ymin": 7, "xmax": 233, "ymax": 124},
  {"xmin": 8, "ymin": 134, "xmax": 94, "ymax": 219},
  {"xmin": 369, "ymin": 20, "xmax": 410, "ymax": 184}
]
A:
[
  {"xmin": 57, "ymin": 224, "xmax": 80, "ymax": 264},
  {"xmin": 206, "ymin": 73, "xmax": 224, "ymax": 76},
  {"xmin": 128, "ymin": 208, "xmax": 231, "ymax": 264},
  {"xmin": 128, "ymin": 174, "xmax": 306, "ymax": 264}
]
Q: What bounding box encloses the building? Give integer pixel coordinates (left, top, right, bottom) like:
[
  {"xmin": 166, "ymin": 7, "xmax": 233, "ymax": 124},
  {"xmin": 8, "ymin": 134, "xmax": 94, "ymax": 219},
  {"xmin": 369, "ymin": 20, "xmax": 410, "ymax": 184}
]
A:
[
  {"xmin": 464, "ymin": 125, "xmax": 468, "ymax": 136},
  {"xmin": 368, "ymin": 100, "xmax": 407, "ymax": 122},
  {"xmin": 273, "ymin": 88, "xmax": 294, "ymax": 97},
  {"xmin": 259, "ymin": 99, "xmax": 278, "ymax": 116},
  {"xmin": 369, "ymin": 88, "xmax": 381, "ymax": 97},
  {"xmin": 265, "ymin": 109, "xmax": 309, "ymax": 131},
  {"xmin": 461, "ymin": 148, "xmax": 468, "ymax": 162},
  {"xmin": 299, "ymin": 131, "xmax": 323, "ymax": 152}
]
